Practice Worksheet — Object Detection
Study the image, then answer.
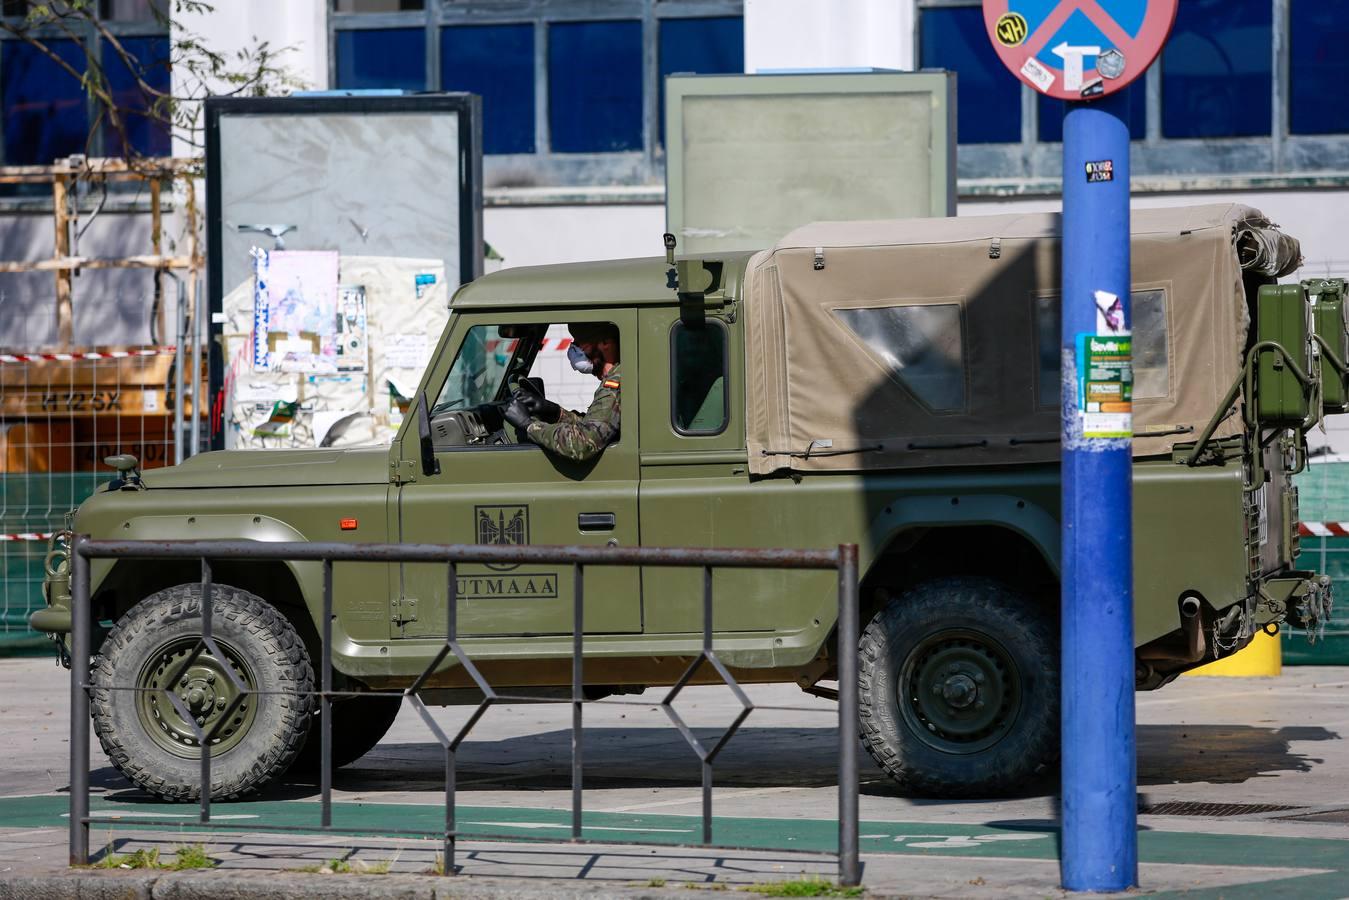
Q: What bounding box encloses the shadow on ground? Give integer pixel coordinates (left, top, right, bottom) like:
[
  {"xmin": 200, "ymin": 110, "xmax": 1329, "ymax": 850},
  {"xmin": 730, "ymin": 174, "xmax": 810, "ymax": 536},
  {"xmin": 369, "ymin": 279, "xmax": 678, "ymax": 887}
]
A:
[{"xmin": 85, "ymin": 721, "xmax": 1338, "ymax": 804}]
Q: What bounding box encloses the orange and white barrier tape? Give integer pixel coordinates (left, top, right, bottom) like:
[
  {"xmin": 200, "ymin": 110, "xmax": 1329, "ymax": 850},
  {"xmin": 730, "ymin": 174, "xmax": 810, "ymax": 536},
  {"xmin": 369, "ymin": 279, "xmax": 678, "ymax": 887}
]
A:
[
  {"xmin": 1300, "ymin": 522, "xmax": 1349, "ymax": 537},
  {"xmin": 0, "ymin": 532, "xmax": 54, "ymax": 542},
  {"xmin": 0, "ymin": 348, "xmax": 175, "ymax": 364}
]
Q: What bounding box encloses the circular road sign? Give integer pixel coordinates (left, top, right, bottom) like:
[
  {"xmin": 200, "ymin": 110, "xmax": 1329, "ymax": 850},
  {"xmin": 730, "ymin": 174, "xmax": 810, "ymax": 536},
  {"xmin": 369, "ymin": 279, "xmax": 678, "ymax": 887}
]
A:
[{"xmin": 982, "ymin": 1, "xmax": 1177, "ymax": 102}]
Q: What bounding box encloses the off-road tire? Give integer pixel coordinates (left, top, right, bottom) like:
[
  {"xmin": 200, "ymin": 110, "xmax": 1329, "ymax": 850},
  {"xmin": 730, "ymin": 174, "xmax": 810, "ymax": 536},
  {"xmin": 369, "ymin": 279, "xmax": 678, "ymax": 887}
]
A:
[
  {"xmin": 290, "ymin": 694, "xmax": 404, "ymax": 773},
  {"xmin": 858, "ymin": 576, "xmax": 1058, "ymax": 797},
  {"xmin": 91, "ymin": 583, "xmax": 315, "ymax": 801}
]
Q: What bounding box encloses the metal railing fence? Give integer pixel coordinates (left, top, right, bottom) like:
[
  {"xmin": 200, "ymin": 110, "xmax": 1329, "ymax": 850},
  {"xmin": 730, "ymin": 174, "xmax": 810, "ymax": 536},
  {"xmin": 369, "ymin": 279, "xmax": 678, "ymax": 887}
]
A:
[{"xmin": 68, "ymin": 537, "xmax": 861, "ymax": 885}]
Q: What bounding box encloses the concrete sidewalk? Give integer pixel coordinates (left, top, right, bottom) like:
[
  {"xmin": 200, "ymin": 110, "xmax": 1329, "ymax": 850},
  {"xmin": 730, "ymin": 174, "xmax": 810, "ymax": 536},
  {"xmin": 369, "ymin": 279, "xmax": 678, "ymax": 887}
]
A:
[{"xmin": 2, "ymin": 659, "xmax": 1348, "ymax": 897}]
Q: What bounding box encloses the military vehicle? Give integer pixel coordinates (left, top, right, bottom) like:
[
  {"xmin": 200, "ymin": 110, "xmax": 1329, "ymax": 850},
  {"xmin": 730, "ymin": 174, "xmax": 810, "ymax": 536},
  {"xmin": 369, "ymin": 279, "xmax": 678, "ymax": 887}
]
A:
[{"xmin": 34, "ymin": 204, "xmax": 1336, "ymax": 800}]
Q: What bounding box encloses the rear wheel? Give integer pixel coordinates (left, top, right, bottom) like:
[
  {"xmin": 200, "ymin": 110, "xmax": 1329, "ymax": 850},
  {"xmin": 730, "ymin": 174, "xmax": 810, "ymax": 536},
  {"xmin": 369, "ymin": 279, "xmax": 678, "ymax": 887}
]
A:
[
  {"xmin": 91, "ymin": 583, "xmax": 314, "ymax": 801},
  {"xmin": 290, "ymin": 694, "xmax": 404, "ymax": 773},
  {"xmin": 858, "ymin": 576, "xmax": 1058, "ymax": 796}
]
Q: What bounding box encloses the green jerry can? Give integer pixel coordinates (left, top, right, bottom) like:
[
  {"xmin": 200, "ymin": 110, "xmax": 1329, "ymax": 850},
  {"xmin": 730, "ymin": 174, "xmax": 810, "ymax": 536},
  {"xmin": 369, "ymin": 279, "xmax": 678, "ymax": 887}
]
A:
[
  {"xmin": 1256, "ymin": 283, "xmax": 1312, "ymax": 425},
  {"xmin": 1306, "ymin": 278, "xmax": 1349, "ymax": 413}
]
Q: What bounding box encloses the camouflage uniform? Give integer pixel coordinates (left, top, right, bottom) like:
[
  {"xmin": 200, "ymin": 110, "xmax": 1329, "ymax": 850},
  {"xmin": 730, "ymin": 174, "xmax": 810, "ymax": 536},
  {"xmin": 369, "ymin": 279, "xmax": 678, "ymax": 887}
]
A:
[{"xmin": 526, "ymin": 365, "xmax": 621, "ymax": 461}]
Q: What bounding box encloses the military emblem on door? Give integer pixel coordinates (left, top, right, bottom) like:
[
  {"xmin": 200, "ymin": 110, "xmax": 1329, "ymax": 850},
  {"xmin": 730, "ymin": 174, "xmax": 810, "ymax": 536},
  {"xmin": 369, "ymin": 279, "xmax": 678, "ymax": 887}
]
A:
[{"xmin": 476, "ymin": 505, "xmax": 528, "ymax": 571}]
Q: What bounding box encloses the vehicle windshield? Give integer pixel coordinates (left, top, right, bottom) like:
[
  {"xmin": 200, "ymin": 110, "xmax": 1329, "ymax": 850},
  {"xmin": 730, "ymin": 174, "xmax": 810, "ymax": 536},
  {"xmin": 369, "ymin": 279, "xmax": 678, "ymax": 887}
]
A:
[{"xmin": 432, "ymin": 325, "xmax": 523, "ymax": 412}]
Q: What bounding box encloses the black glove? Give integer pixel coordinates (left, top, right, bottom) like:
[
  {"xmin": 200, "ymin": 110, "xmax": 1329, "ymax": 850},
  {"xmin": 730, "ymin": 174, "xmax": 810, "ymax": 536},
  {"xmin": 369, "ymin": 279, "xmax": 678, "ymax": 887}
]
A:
[
  {"xmin": 514, "ymin": 380, "xmax": 561, "ymax": 424},
  {"xmin": 503, "ymin": 397, "xmax": 534, "ymax": 432}
]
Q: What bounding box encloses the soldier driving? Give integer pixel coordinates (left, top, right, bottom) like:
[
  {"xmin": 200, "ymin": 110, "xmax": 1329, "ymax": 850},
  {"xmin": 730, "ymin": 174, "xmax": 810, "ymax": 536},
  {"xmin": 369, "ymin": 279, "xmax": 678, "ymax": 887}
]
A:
[{"xmin": 504, "ymin": 322, "xmax": 621, "ymax": 461}]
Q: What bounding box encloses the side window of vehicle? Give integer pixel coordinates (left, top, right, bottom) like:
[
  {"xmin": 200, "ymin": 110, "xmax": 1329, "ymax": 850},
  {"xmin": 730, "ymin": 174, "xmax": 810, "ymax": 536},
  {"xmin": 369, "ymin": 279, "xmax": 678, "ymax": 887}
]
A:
[
  {"xmin": 832, "ymin": 304, "xmax": 967, "ymax": 413},
  {"xmin": 671, "ymin": 320, "xmax": 729, "ymax": 435},
  {"xmin": 433, "ymin": 324, "xmax": 520, "ymax": 412},
  {"xmin": 1034, "ymin": 290, "xmax": 1170, "ymax": 408}
]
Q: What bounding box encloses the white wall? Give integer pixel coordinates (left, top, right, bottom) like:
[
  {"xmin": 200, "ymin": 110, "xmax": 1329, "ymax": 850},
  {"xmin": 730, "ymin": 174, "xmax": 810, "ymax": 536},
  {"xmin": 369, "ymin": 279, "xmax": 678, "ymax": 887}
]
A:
[
  {"xmin": 744, "ymin": 0, "xmax": 914, "ymax": 72},
  {"xmin": 171, "ymin": 0, "xmax": 327, "ymax": 157},
  {"xmin": 484, "ymin": 204, "xmax": 666, "ymax": 269}
]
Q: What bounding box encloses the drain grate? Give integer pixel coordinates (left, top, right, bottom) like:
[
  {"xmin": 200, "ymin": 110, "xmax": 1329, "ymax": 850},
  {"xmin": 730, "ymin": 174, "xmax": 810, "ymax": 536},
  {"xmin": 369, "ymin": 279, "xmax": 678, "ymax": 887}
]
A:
[{"xmin": 1139, "ymin": 801, "xmax": 1305, "ymax": 817}]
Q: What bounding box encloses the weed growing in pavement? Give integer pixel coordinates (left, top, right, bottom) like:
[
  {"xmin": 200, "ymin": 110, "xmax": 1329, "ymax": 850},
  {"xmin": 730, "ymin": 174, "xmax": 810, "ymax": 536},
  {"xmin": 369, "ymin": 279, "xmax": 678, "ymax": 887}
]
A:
[
  {"xmin": 738, "ymin": 876, "xmax": 863, "ymax": 897},
  {"xmin": 296, "ymin": 855, "xmax": 395, "ymax": 875},
  {"xmin": 648, "ymin": 878, "xmax": 668, "ymax": 887},
  {"xmin": 93, "ymin": 847, "xmax": 160, "ymax": 869},
  {"xmin": 168, "ymin": 843, "xmax": 215, "ymax": 870},
  {"xmin": 89, "ymin": 843, "xmax": 215, "ymax": 871}
]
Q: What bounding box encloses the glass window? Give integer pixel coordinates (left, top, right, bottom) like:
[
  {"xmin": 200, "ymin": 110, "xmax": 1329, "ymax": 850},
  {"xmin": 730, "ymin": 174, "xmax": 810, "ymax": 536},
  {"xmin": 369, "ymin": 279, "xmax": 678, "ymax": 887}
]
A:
[
  {"xmin": 671, "ymin": 321, "xmax": 728, "ymax": 435},
  {"xmin": 834, "ymin": 305, "xmax": 966, "ymax": 413},
  {"xmin": 442, "ymin": 24, "xmax": 535, "ymax": 154},
  {"xmin": 1034, "ymin": 290, "xmax": 1169, "ymax": 408},
  {"xmin": 1038, "ymin": 84, "xmax": 1146, "ymax": 142},
  {"xmin": 434, "ymin": 325, "xmax": 523, "ymax": 413},
  {"xmin": 1291, "ymin": 1, "xmax": 1349, "ymax": 135},
  {"xmin": 98, "ymin": 0, "xmax": 167, "ymax": 18},
  {"xmin": 335, "ymin": 0, "xmax": 424, "ymax": 11},
  {"xmin": 2, "ymin": 38, "xmax": 88, "ymax": 166},
  {"xmin": 658, "ymin": 16, "xmax": 743, "ymax": 145},
  {"xmin": 1162, "ymin": 0, "xmax": 1271, "ymax": 138},
  {"xmin": 919, "ymin": 6, "xmax": 1020, "ymax": 144},
  {"xmin": 335, "ymin": 28, "xmax": 426, "ymax": 91},
  {"xmin": 431, "ymin": 321, "xmax": 618, "ymax": 449},
  {"xmin": 548, "ymin": 20, "xmax": 643, "ymax": 153},
  {"xmin": 104, "ymin": 35, "xmax": 172, "ymax": 158}
]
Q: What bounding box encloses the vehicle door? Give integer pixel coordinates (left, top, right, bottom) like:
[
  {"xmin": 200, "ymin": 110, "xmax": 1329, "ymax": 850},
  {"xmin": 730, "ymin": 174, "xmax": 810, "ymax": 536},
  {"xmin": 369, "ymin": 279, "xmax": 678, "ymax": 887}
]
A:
[
  {"xmin": 636, "ymin": 304, "xmax": 836, "ymax": 634},
  {"xmin": 392, "ymin": 309, "xmax": 641, "ymax": 638}
]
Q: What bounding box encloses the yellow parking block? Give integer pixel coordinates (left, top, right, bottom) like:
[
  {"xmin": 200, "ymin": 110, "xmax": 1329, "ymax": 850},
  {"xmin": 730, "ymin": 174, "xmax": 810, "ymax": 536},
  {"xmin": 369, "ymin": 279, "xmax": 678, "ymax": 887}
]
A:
[{"xmin": 1186, "ymin": 629, "xmax": 1282, "ymax": 677}]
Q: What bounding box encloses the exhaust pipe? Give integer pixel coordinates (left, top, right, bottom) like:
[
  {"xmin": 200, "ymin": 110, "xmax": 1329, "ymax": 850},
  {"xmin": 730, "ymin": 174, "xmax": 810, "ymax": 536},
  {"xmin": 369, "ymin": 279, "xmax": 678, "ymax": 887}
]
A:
[{"xmin": 1179, "ymin": 592, "xmax": 1207, "ymax": 663}]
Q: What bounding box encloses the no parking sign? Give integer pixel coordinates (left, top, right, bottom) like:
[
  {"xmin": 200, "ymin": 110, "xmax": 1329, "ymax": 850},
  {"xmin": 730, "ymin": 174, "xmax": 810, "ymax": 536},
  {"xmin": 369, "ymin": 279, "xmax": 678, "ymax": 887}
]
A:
[{"xmin": 982, "ymin": 0, "xmax": 1177, "ymax": 100}]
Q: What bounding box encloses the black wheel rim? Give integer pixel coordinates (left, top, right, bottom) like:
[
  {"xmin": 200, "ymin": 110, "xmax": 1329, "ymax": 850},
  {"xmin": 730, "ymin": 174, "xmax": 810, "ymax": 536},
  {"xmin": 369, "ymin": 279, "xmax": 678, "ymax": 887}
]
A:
[
  {"xmin": 134, "ymin": 636, "xmax": 259, "ymax": 759},
  {"xmin": 898, "ymin": 627, "xmax": 1022, "ymax": 755}
]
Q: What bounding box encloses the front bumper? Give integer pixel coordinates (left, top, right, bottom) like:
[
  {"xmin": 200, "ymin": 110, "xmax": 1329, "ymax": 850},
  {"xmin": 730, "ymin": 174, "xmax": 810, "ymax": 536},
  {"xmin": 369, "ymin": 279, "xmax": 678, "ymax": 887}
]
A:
[{"xmin": 29, "ymin": 530, "xmax": 72, "ymax": 635}]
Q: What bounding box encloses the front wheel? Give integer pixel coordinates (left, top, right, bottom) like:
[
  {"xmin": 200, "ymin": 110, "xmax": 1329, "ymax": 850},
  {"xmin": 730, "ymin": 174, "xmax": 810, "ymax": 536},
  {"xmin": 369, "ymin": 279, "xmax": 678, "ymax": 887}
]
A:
[
  {"xmin": 858, "ymin": 576, "xmax": 1058, "ymax": 797},
  {"xmin": 91, "ymin": 583, "xmax": 315, "ymax": 801}
]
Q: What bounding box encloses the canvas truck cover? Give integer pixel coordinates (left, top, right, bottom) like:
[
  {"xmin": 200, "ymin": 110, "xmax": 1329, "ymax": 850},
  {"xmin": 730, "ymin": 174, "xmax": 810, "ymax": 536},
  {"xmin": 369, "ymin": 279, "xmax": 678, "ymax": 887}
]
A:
[{"xmin": 744, "ymin": 204, "xmax": 1301, "ymax": 475}]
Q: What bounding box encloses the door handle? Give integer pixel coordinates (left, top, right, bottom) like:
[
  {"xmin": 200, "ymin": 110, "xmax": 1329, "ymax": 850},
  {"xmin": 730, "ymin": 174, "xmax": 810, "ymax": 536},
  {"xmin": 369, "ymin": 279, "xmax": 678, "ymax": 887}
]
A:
[{"xmin": 578, "ymin": 512, "xmax": 616, "ymax": 532}]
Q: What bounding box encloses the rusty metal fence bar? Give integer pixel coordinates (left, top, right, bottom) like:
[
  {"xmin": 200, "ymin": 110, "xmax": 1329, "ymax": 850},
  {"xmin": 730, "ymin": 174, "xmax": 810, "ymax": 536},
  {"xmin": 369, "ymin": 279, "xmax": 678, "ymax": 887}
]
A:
[{"xmin": 68, "ymin": 537, "xmax": 861, "ymax": 886}]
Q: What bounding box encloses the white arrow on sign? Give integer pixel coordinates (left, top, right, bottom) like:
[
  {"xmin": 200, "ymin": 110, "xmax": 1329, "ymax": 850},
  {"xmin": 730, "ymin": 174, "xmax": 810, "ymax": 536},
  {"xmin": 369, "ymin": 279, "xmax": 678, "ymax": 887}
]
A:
[{"xmin": 1052, "ymin": 42, "xmax": 1101, "ymax": 93}]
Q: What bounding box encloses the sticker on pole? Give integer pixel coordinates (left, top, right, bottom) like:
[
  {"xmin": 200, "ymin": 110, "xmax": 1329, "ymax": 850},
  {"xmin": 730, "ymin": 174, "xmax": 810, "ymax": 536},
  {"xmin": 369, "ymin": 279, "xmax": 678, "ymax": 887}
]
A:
[
  {"xmin": 1076, "ymin": 332, "xmax": 1132, "ymax": 439},
  {"xmin": 982, "ymin": 1, "xmax": 1177, "ymax": 101}
]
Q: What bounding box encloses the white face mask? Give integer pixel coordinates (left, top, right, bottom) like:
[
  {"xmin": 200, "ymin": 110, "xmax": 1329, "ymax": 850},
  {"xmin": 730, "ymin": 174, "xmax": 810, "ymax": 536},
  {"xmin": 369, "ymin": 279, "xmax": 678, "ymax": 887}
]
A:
[{"xmin": 567, "ymin": 343, "xmax": 595, "ymax": 374}]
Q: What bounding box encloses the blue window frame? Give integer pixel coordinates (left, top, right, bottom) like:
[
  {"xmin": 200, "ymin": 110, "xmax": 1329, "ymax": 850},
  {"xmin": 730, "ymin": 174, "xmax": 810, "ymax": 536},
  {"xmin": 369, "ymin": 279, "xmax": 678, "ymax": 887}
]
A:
[
  {"xmin": 1291, "ymin": 1, "xmax": 1349, "ymax": 135},
  {"xmin": 2, "ymin": 39, "xmax": 88, "ymax": 165},
  {"xmin": 442, "ymin": 24, "xmax": 535, "ymax": 154},
  {"xmin": 919, "ymin": 5, "xmax": 1020, "ymax": 144},
  {"xmin": 104, "ymin": 35, "xmax": 172, "ymax": 158},
  {"xmin": 548, "ymin": 20, "xmax": 643, "ymax": 153},
  {"xmin": 335, "ymin": 27, "xmax": 426, "ymax": 91},
  {"xmin": 1162, "ymin": 0, "xmax": 1272, "ymax": 139},
  {"xmin": 1038, "ymin": 84, "xmax": 1145, "ymax": 143},
  {"xmin": 658, "ymin": 16, "xmax": 743, "ymax": 145}
]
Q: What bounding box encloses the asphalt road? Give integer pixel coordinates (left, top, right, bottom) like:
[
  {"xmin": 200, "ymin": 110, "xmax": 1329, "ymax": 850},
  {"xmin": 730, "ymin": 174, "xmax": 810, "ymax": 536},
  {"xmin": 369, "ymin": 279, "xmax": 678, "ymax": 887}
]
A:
[{"xmin": 3, "ymin": 656, "xmax": 1349, "ymax": 896}]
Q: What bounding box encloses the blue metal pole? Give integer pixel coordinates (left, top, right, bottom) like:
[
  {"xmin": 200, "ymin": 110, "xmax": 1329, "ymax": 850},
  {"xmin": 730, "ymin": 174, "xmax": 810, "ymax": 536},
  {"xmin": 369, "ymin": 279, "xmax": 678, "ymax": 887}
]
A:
[{"xmin": 1060, "ymin": 89, "xmax": 1138, "ymax": 892}]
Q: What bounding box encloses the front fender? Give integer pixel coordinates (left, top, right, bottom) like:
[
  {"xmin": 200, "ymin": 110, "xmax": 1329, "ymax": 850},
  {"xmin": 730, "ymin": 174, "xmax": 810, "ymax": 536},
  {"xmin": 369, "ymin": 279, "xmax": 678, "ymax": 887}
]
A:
[{"xmin": 90, "ymin": 513, "xmax": 319, "ymax": 601}]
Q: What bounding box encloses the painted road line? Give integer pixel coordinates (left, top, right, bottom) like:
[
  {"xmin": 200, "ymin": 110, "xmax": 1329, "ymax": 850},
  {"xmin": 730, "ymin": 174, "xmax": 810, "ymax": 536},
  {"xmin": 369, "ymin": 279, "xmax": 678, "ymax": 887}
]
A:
[
  {"xmin": 464, "ymin": 820, "xmax": 694, "ymax": 834},
  {"xmin": 62, "ymin": 811, "xmax": 260, "ymax": 820},
  {"xmin": 599, "ymin": 784, "xmax": 806, "ymax": 813}
]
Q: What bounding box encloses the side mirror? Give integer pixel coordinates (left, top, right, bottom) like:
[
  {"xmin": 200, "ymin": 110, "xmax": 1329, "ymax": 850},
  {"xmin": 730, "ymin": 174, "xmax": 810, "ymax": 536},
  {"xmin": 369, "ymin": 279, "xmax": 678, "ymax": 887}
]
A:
[{"xmin": 417, "ymin": 392, "xmax": 441, "ymax": 477}]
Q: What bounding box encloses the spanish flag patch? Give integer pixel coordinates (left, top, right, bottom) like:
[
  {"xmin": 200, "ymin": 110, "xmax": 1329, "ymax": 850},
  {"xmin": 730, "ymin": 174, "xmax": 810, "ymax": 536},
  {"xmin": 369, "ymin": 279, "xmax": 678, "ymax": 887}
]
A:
[{"xmin": 603, "ymin": 378, "xmax": 620, "ymax": 389}]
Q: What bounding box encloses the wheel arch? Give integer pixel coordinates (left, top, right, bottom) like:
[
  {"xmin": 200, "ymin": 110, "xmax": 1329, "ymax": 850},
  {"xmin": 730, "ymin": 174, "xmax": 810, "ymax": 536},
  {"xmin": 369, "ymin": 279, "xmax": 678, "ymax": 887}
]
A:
[
  {"xmin": 859, "ymin": 494, "xmax": 1061, "ymax": 626},
  {"xmin": 88, "ymin": 515, "xmax": 322, "ymax": 659}
]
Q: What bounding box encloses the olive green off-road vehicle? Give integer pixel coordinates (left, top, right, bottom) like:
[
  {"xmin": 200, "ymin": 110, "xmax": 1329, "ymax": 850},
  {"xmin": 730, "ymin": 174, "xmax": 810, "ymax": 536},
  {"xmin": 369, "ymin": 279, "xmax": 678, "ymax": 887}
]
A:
[{"xmin": 35, "ymin": 204, "xmax": 1336, "ymax": 800}]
